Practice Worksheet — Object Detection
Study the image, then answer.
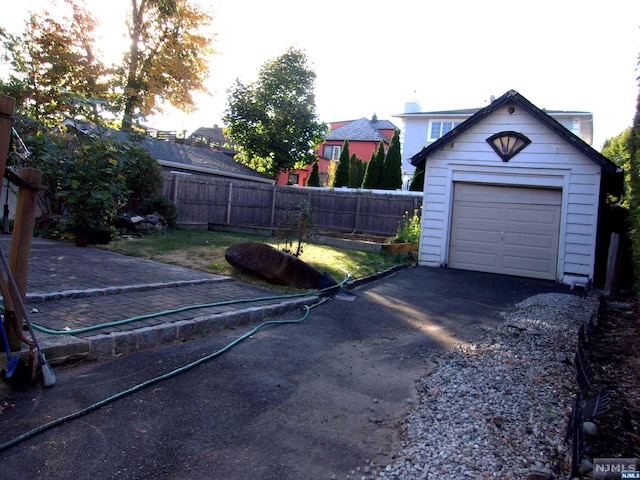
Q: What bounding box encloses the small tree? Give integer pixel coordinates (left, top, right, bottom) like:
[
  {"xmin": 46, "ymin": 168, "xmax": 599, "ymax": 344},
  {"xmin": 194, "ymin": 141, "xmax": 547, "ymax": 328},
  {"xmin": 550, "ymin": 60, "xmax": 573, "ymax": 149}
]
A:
[
  {"xmin": 276, "ymin": 200, "xmax": 315, "ymax": 257},
  {"xmin": 409, "ymin": 168, "xmax": 425, "ymax": 192},
  {"xmin": 363, "ymin": 141, "xmax": 385, "ymax": 189},
  {"xmin": 306, "ymin": 161, "xmax": 320, "ymax": 187},
  {"xmin": 381, "ymin": 129, "xmax": 402, "ymax": 190},
  {"xmin": 333, "ymin": 139, "xmax": 350, "ymax": 187},
  {"xmin": 348, "ymin": 154, "xmax": 365, "ymax": 188},
  {"xmin": 324, "ymin": 159, "xmax": 337, "ymax": 187}
]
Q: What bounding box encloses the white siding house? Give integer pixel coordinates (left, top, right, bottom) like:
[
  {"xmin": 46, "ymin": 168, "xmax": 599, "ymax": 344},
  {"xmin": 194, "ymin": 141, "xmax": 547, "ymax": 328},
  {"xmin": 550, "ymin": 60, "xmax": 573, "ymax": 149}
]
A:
[
  {"xmin": 394, "ymin": 98, "xmax": 594, "ymax": 185},
  {"xmin": 409, "ymin": 90, "xmax": 623, "ymax": 286}
]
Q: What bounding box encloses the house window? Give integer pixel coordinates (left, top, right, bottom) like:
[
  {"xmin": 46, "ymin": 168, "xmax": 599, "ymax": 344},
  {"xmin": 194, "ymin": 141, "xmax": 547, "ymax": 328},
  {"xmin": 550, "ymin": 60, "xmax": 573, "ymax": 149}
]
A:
[
  {"xmin": 288, "ymin": 173, "xmax": 299, "ymax": 185},
  {"xmin": 428, "ymin": 120, "xmax": 462, "ymax": 141},
  {"xmin": 323, "ymin": 145, "xmax": 341, "ymax": 160}
]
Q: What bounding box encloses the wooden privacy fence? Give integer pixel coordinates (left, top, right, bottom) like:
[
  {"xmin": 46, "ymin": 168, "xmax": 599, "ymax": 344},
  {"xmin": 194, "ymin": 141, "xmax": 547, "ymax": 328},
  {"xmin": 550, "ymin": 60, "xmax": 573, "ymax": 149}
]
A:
[{"xmin": 162, "ymin": 173, "xmax": 423, "ymax": 236}]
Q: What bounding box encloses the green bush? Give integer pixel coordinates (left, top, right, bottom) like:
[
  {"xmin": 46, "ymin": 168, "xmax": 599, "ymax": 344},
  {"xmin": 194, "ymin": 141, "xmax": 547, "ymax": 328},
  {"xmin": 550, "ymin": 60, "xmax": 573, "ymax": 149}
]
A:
[
  {"xmin": 119, "ymin": 142, "xmax": 164, "ymax": 213},
  {"xmin": 393, "ymin": 209, "xmax": 422, "ymax": 243},
  {"xmin": 146, "ymin": 195, "xmax": 178, "ymax": 228}
]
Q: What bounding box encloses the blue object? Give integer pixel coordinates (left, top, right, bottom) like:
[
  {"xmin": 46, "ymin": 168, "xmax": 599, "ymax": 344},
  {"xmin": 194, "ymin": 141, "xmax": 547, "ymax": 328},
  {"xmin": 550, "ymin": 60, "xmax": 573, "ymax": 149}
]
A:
[{"xmin": 0, "ymin": 314, "xmax": 19, "ymax": 378}]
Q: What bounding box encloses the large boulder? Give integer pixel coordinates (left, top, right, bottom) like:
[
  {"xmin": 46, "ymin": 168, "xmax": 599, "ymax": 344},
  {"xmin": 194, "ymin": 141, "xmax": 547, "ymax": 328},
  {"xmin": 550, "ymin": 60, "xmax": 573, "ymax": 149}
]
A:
[{"xmin": 225, "ymin": 241, "xmax": 338, "ymax": 291}]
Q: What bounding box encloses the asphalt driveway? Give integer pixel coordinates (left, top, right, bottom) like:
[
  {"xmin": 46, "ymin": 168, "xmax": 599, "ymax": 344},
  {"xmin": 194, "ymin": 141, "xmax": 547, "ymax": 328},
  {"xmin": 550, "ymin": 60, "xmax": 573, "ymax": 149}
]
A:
[{"xmin": 0, "ymin": 266, "xmax": 569, "ymax": 480}]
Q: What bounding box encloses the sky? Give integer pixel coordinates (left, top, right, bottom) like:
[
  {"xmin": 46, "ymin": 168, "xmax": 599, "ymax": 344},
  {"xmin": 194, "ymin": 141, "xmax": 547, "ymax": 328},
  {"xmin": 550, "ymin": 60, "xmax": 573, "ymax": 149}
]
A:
[{"xmin": 3, "ymin": 0, "xmax": 640, "ymax": 150}]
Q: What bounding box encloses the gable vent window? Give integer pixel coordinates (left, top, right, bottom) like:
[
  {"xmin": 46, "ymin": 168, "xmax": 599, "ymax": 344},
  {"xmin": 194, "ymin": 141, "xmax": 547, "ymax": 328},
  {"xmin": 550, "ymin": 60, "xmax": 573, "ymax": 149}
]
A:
[
  {"xmin": 486, "ymin": 131, "xmax": 531, "ymax": 162},
  {"xmin": 428, "ymin": 120, "xmax": 462, "ymax": 141}
]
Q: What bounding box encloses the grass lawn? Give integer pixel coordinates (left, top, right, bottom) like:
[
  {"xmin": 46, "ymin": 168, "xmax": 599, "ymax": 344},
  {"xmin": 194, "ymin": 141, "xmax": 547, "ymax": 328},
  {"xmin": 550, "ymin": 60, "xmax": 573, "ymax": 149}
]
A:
[{"xmin": 101, "ymin": 229, "xmax": 412, "ymax": 287}]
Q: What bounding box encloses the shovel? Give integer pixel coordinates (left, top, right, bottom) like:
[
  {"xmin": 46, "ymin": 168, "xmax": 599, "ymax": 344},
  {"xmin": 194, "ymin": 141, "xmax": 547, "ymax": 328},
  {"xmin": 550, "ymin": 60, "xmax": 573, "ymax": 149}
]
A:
[{"xmin": 0, "ymin": 245, "xmax": 55, "ymax": 387}]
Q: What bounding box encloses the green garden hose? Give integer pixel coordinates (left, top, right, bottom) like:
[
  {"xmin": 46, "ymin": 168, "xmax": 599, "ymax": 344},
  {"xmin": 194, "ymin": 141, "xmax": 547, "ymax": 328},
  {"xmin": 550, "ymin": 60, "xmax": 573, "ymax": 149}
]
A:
[{"xmin": 0, "ymin": 273, "xmax": 349, "ymax": 452}]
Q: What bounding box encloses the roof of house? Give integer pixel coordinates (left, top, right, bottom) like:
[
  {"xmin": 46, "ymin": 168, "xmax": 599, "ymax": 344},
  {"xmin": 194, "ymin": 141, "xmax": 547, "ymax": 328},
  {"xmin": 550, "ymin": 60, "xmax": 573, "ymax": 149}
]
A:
[
  {"xmin": 190, "ymin": 125, "xmax": 227, "ymax": 144},
  {"xmin": 409, "ymin": 90, "xmax": 623, "ymax": 194},
  {"xmin": 395, "ymin": 106, "xmax": 591, "ymax": 118},
  {"xmin": 325, "ymin": 117, "xmax": 398, "ymax": 143},
  {"xmin": 133, "ymin": 136, "xmax": 273, "ymax": 183},
  {"xmin": 62, "ymin": 119, "xmax": 273, "ymax": 184}
]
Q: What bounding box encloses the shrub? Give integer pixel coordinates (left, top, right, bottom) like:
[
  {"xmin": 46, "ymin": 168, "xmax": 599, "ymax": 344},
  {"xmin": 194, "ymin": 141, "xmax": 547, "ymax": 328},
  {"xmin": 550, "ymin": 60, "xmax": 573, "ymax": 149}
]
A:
[{"xmin": 393, "ymin": 209, "xmax": 421, "ymax": 243}]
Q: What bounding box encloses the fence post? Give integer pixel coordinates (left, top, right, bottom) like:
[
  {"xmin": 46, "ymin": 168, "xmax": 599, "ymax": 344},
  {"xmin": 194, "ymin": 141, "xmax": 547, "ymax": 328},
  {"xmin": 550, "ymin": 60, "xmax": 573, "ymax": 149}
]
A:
[
  {"xmin": 226, "ymin": 182, "xmax": 233, "ymax": 224},
  {"xmin": 270, "ymin": 186, "xmax": 277, "ymax": 226},
  {"xmin": 605, "ymin": 232, "xmax": 621, "ymax": 296},
  {"xmin": 353, "ymin": 192, "xmax": 362, "ymax": 233},
  {"xmin": 7, "ymin": 168, "xmax": 41, "ymax": 350},
  {"xmin": 172, "ymin": 174, "xmax": 180, "ymax": 204},
  {"xmin": 0, "ymin": 96, "xmax": 19, "ymax": 349}
]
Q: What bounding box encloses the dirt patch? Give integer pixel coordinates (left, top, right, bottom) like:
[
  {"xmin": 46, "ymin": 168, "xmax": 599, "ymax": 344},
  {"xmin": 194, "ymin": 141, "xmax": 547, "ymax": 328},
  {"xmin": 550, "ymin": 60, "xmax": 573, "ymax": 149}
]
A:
[{"xmin": 578, "ymin": 299, "xmax": 640, "ymax": 463}]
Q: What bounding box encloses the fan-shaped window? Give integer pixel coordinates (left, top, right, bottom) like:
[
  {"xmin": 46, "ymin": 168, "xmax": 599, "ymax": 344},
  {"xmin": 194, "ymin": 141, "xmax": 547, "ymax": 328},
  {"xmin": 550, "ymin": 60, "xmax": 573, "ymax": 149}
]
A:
[{"xmin": 486, "ymin": 131, "xmax": 531, "ymax": 162}]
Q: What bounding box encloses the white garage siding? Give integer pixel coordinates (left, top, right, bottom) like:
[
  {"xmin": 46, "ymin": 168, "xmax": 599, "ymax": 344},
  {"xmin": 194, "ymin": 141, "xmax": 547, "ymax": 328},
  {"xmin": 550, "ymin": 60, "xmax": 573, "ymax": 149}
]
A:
[{"xmin": 417, "ymin": 105, "xmax": 602, "ymax": 284}]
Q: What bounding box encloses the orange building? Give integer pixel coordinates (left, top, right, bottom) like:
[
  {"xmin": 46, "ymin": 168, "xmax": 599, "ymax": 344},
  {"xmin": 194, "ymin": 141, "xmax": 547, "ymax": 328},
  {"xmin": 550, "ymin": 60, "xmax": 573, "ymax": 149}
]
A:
[{"xmin": 277, "ymin": 115, "xmax": 398, "ymax": 186}]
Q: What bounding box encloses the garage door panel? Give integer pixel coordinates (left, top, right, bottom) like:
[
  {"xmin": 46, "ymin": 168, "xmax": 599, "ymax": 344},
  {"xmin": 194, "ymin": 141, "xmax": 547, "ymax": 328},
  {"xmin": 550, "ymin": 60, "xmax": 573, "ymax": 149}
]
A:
[
  {"xmin": 455, "ymin": 184, "xmax": 561, "ymax": 205},
  {"xmin": 456, "ymin": 229, "xmax": 500, "ymax": 244},
  {"xmin": 505, "ymin": 206, "xmax": 559, "ymax": 225},
  {"xmin": 504, "ymin": 233, "xmax": 556, "ymax": 249},
  {"xmin": 457, "ymin": 205, "xmax": 503, "ymax": 221},
  {"xmin": 450, "ymin": 183, "xmax": 560, "ymax": 280},
  {"xmin": 451, "ymin": 250, "xmax": 498, "ymax": 268},
  {"xmin": 502, "ymin": 257, "xmax": 554, "ymax": 276}
]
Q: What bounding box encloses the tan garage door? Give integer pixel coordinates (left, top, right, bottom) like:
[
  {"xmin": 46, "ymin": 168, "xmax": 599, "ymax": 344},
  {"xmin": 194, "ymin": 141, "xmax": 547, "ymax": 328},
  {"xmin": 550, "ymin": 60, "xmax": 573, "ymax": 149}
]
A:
[{"xmin": 449, "ymin": 183, "xmax": 561, "ymax": 280}]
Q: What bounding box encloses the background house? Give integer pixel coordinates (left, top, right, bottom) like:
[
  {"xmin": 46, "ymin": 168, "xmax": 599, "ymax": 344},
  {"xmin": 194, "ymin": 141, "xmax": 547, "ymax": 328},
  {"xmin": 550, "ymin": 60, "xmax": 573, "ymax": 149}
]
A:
[
  {"xmin": 63, "ymin": 119, "xmax": 272, "ymax": 185},
  {"xmin": 408, "ymin": 90, "xmax": 622, "ymax": 287},
  {"xmin": 393, "ymin": 97, "xmax": 595, "ymax": 186},
  {"xmin": 277, "ymin": 115, "xmax": 398, "ymax": 186}
]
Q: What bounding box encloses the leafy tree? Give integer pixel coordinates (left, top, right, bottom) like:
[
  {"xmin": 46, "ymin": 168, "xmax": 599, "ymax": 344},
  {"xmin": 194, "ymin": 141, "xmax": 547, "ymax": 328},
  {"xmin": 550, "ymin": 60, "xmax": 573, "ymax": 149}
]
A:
[
  {"xmin": 409, "ymin": 168, "xmax": 425, "ymax": 192},
  {"xmin": 224, "ymin": 47, "xmax": 327, "ymax": 178},
  {"xmin": 362, "ymin": 141, "xmax": 385, "ymax": 189},
  {"xmin": 1, "ymin": 0, "xmax": 213, "ymax": 128},
  {"xmin": 119, "ymin": 0, "xmax": 214, "ymax": 129},
  {"xmin": 306, "ymin": 161, "xmax": 320, "ymax": 187},
  {"xmin": 0, "ymin": 1, "xmax": 108, "ymax": 124},
  {"xmin": 603, "ymin": 128, "xmax": 632, "ymax": 207},
  {"xmin": 361, "ymin": 150, "xmax": 376, "ymax": 189},
  {"xmin": 381, "ymin": 129, "xmax": 402, "ymax": 190},
  {"xmin": 628, "ymin": 67, "xmax": 640, "ymax": 295},
  {"xmin": 333, "ymin": 139, "xmax": 350, "ymax": 187},
  {"xmin": 349, "ymin": 154, "xmax": 364, "ymax": 188}
]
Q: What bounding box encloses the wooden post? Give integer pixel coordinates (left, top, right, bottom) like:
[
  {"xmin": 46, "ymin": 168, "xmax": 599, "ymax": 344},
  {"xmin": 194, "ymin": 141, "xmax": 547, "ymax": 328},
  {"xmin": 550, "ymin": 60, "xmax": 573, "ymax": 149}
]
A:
[
  {"xmin": 353, "ymin": 192, "xmax": 362, "ymax": 233},
  {"xmin": 6, "ymin": 168, "xmax": 41, "ymax": 349},
  {"xmin": 604, "ymin": 232, "xmax": 621, "ymax": 297},
  {"xmin": 0, "ymin": 96, "xmax": 17, "ymax": 350},
  {"xmin": 226, "ymin": 182, "xmax": 233, "ymax": 224},
  {"xmin": 172, "ymin": 174, "xmax": 180, "ymax": 204},
  {"xmin": 270, "ymin": 186, "xmax": 277, "ymax": 227}
]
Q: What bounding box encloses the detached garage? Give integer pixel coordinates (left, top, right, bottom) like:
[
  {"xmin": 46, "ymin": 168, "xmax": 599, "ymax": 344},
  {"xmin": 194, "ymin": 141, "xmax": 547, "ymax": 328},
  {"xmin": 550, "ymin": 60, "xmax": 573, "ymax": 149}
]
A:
[{"xmin": 410, "ymin": 90, "xmax": 623, "ymax": 286}]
